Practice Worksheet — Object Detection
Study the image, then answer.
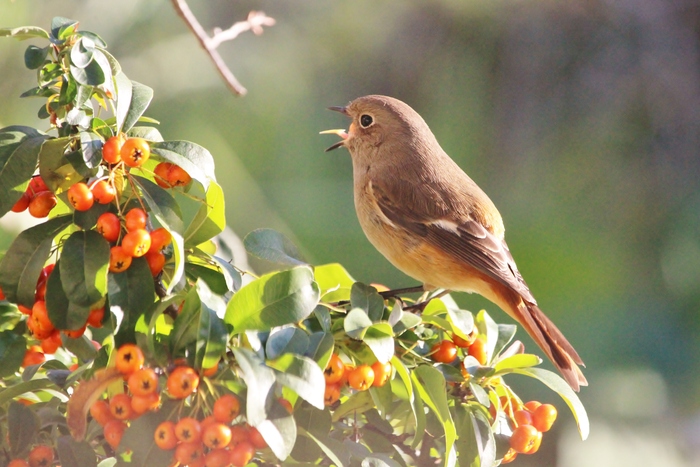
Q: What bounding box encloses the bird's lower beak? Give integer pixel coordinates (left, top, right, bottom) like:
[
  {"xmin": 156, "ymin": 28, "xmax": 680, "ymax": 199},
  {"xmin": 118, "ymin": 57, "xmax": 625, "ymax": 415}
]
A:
[{"xmin": 320, "ymin": 128, "xmax": 349, "ymax": 152}]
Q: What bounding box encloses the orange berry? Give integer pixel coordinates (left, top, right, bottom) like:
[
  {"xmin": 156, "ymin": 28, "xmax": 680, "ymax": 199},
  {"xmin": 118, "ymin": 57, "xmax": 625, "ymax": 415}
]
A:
[
  {"xmin": 18, "ymin": 304, "xmax": 32, "ymax": 315},
  {"xmin": 154, "ymin": 420, "xmax": 178, "ymax": 450},
  {"xmin": 115, "ymin": 343, "xmax": 145, "ymax": 374},
  {"xmin": 514, "ymin": 409, "xmax": 533, "ymax": 427},
  {"xmin": 278, "ymin": 397, "xmax": 293, "ymax": 413},
  {"xmin": 371, "ymin": 361, "xmax": 392, "ymax": 387},
  {"xmin": 229, "ymin": 424, "xmax": 249, "ymax": 447},
  {"xmin": 204, "ymin": 448, "xmax": 231, "ymax": 467},
  {"xmin": 324, "ymin": 353, "xmax": 345, "ymax": 384},
  {"xmin": 468, "ymin": 337, "xmax": 488, "ymax": 365},
  {"xmin": 102, "ymin": 135, "xmax": 124, "ymax": 164},
  {"xmin": 213, "ymin": 394, "xmax": 240, "ymax": 423},
  {"xmin": 28, "ymin": 445, "xmax": 54, "ymax": 467},
  {"xmin": 247, "ymin": 426, "xmax": 266, "ymax": 449},
  {"xmin": 128, "ymin": 368, "xmax": 158, "ymax": 396},
  {"xmin": 431, "ymin": 340, "xmax": 457, "ymax": 363},
  {"xmin": 124, "ymin": 208, "xmax": 147, "ymax": 232},
  {"xmin": 154, "ymin": 162, "xmax": 174, "ymax": 188},
  {"xmin": 8, "ymin": 459, "xmax": 30, "ymax": 467},
  {"xmin": 41, "ymin": 330, "xmax": 62, "ymax": 354},
  {"xmin": 202, "ymin": 422, "xmax": 232, "ymax": 449},
  {"xmin": 22, "ymin": 346, "xmax": 45, "ymax": 367},
  {"xmin": 174, "ymin": 441, "xmax": 204, "ymax": 466},
  {"xmin": 167, "ymin": 165, "xmax": 192, "ymax": 187},
  {"xmin": 532, "ymin": 403, "xmax": 557, "ymax": 432},
  {"xmin": 324, "ymin": 383, "xmax": 341, "ymax": 406},
  {"xmin": 91, "ymin": 179, "xmax": 116, "ymax": 204},
  {"xmin": 167, "ymin": 366, "xmax": 199, "ymax": 399},
  {"xmin": 121, "ymin": 138, "xmax": 150, "ymax": 167},
  {"xmin": 87, "ymin": 306, "xmax": 105, "ymax": 328},
  {"xmin": 509, "ymin": 424, "xmax": 539, "ymax": 454},
  {"xmin": 121, "ymin": 228, "xmax": 151, "ymax": 258},
  {"xmin": 452, "ymin": 332, "xmax": 476, "ymax": 348},
  {"xmin": 97, "ymin": 212, "xmax": 121, "ymax": 243},
  {"xmin": 103, "ymin": 419, "xmax": 127, "ymax": 449},
  {"xmin": 175, "ymin": 417, "xmax": 202, "ymax": 443},
  {"xmin": 148, "ymin": 227, "xmax": 172, "ymax": 253},
  {"xmin": 348, "ymin": 364, "xmax": 375, "ymax": 391},
  {"xmin": 144, "ymin": 250, "xmax": 165, "ymax": 276},
  {"xmin": 28, "ymin": 191, "xmax": 56, "ymax": 218},
  {"xmin": 90, "ymin": 399, "xmax": 115, "ymax": 426},
  {"xmin": 526, "ymin": 430, "xmax": 543, "ymax": 454},
  {"xmin": 501, "ymin": 448, "xmax": 518, "ymax": 464},
  {"xmin": 109, "ymin": 245, "xmax": 132, "ymax": 273},
  {"xmin": 67, "ymin": 182, "xmax": 94, "ymax": 211},
  {"xmin": 524, "ymin": 400, "xmax": 542, "ymax": 413},
  {"xmin": 110, "ymin": 393, "xmax": 135, "ymax": 420},
  {"xmin": 131, "ymin": 391, "xmax": 160, "ymax": 414},
  {"xmin": 11, "ymin": 192, "xmax": 31, "ymax": 212},
  {"xmin": 229, "ymin": 440, "xmax": 255, "ymax": 467},
  {"xmin": 64, "ymin": 324, "xmax": 87, "ymax": 339}
]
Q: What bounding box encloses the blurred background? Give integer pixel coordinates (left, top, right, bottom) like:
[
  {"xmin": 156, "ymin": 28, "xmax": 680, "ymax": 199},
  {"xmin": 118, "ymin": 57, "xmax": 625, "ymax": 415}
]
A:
[{"xmin": 1, "ymin": 0, "xmax": 699, "ymax": 465}]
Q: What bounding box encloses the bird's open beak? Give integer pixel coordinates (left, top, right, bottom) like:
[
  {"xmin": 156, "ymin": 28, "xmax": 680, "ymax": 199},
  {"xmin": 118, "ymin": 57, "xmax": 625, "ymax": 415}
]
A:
[{"xmin": 321, "ymin": 105, "xmax": 351, "ymax": 151}]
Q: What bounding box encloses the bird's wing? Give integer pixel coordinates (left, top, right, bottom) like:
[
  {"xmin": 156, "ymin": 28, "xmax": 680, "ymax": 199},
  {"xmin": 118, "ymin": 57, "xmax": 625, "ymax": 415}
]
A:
[{"xmin": 370, "ymin": 178, "xmax": 536, "ymax": 304}]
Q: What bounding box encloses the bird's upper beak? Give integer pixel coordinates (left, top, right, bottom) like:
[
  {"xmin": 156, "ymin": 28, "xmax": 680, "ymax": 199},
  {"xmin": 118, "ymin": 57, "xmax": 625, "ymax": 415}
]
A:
[{"xmin": 321, "ymin": 106, "xmax": 350, "ymax": 152}]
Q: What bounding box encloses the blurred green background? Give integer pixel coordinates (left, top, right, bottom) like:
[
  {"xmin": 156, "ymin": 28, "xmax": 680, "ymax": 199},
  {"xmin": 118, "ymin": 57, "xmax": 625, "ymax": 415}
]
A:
[{"xmin": 2, "ymin": 1, "xmax": 699, "ymax": 465}]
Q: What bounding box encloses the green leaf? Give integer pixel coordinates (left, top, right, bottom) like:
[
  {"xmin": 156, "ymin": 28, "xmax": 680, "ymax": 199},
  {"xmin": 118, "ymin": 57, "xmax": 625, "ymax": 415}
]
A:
[
  {"xmin": 70, "ymin": 57, "xmax": 105, "ymax": 86},
  {"xmin": 108, "ymin": 257, "xmax": 155, "ymax": 346},
  {"xmin": 351, "ymin": 282, "xmax": 384, "ymax": 322},
  {"xmin": 363, "ymin": 323, "xmax": 395, "ymax": 364},
  {"xmin": 184, "ymin": 180, "xmax": 225, "ymax": 248},
  {"xmin": 46, "ymin": 259, "xmax": 92, "ymax": 331},
  {"xmin": 305, "ymin": 331, "xmax": 334, "ymax": 362},
  {"xmin": 170, "ymin": 287, "xmax": 201, "ymax": 357},
  {"xmin": 72, "ymin": 202, "xmax": 110, "ymax": 230},
  {"xmin": 59, "ymin": 230, "xmax": 109, "ymax": 307},
  {"xmin": 57, "ymin": 435, "xmax": 97, "ymax": 467},
  {"xmin": 0, "ymin": 215, "xmax": 72, "ymax": 306},
  {"xmin": 231, "ymin": 348, "xmax": 276, "ymax": 426},
  {"xmin": 80, "ymin": 131, "xmax": 103, "ymax": 167},
  {"xmin": 0, "ymin": 331, "xmax": 27, "ymax": 377},
  {"xmin": 225, "ymin": 266, "xmax": 319, "ymax": 334},
  {"xmin": 302, "ymin": 430, "xmax": 349, "ymax": 467},
  {"xmin": 344, "ymin": 308, "xmax": 373, "ymax": 339},
  {"xmin": 70, "ymin": 37, "xmax": 94, "ymax": 68},
  {"xmin": 184, "ymin": 262, "xmax": 228, "ymax": 296},
  {"xmin": 412, "ymin": 365, "xmax": 457, "ymax": 465},
  {"xmin": 8, "ymin": 402, "xmax": 40, "ymax": 457},
  {"xmin": 243, "ymin": 228, "xmax": 306, "ymax": 266},
  {"xmin": 0, "ymin": 378, "xmax": 58, "ymax": 406},
  {"xmin": 51, "ymin": 17, "xmax": 78, "ymax": 41},
  {"xmin": 0, "ymin": 126, "xmax": 48, "ymax": 217},
  {"xmin": 454, "ymin": 404, "xmax": 496, "ymax": 467},
  {"xmin": 25, "ymin": 45, "xmax": 49, "ymax": 69},
  {"xmin": 0, "ymin": 26, "xmax": 50, "ymax": 40},
  {"xmin": 114, "ymin": 72, "xmax": 133, "ymax": 133},
  {"xmin": 255, "ymin": 410, "xmax": 297, "ymax": 461},
  {"xmin": 116, "ymin": 405, "xmax": 179, "ymax": 467},
  {"xmin": 513, "ymin": 367, "xmax": 590, "ymax": 440},
  {"xmin": 447, "ymin": 307, "xmax": 474, "ymax": 338},
  {"xmin": 194, "ymin": 280, "xmax": 228, "ymax": 370},
  {"xmin": 269, "ymin": 353, "xmax": 325, "ymax": 410},
  {"xmin": 39, "ymin": 137, "xmax": 84, "ymax": 193},
  {"xmin": 475, "ymin": 309, "xmax": 499, "ymax": 363},
  {"xmin": 150, "ymin": 140, "xmax": 216, "ymax": 189},
  {"xmin": 266, "ymin": 327, "xmax": 310, "ymax": 360},
  {"xmin": 314, "ymin": 262, "xmax": 354, "ymax": 301},
  {"xmin": 212, "ymin": 255, "xmax": 242, "ymax": 292},
  {"xmin": 120, "ymin": 81, "xmax": 153, "ymax": 133},
  {"xmin": 127, "ymin": 125, "xmax": 163, "ymax": 141},
  {"xmin": 493, "ymin": 354, "xmax": 541, "ymax": 374}
]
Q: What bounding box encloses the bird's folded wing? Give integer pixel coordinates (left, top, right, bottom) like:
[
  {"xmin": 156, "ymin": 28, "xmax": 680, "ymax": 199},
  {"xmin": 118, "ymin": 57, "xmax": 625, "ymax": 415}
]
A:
[{"xmin": 370, "ymin": 179, "xmax": 536, "ymax": 304}]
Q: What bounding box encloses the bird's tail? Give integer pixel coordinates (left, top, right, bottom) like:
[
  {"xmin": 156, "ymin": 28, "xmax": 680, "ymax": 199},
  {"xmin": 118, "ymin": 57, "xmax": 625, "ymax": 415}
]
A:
[{"xmin": 512, "ymin": 299, "xmax": 587, "ymax": 391}]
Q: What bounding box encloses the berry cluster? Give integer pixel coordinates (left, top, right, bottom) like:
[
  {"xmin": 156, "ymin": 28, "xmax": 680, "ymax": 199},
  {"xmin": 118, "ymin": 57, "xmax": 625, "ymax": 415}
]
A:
[
  {"xmin": 10, "ymin": 176, "xmax": 57, "ymax": 218},
  {"xmin": 323, "ymin": 353, "xmax": 392, "ymax": 405},
  {"xmin": 6, "ymin": 445, "xmax": 55, "ymax": 467},
  {"xmin": 500, "ymin": 400, "xmax": 558, "ymax": 463},
  {"xmin": 431, "ymin": 331, "xmax": 487, "ymax": 367},
  {"xmin": 15, "ymin": 262, "xmax": 105, "ymax": 356},
  {"xmin": 99, "ymin": 207, "xmax": 172, "ymax": 276}
]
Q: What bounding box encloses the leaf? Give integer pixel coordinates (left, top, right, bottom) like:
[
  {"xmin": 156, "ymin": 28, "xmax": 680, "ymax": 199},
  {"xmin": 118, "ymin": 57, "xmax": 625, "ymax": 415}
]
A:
[
  {"xmin": 116, "ymin": 403, "xmax": 180, "ymax": 467},
  {"xmin": 114, "ymin": 72, "xmax": 133, "ymax": 133},
  {"xmin": 108, "ymin": 257, "xmax": 155, "ymax": 345},
  {"xmin": 80, "ymin": 131, "xmax": 103, "ymax": 167},
  {"xmin": 493, "ymin": 354, "xmax": 541, "ymax": 374},
  {"xmin": 303, "ymin": 430, "xmax": 349, "ymax": 467},
  {"xmin": 8, "ymin": 401, "xmax": 40, "ymax": 457},
  {"xmin": 70, "ymin": 37, "xmax": 94, "ymax": 68},
  {"xmin": 170, "ymin": 287, "xmax": 201, "ymax": 357},
  {"xmin": 150, "ymin": 140, "xmax": 216, "ymax": 189},
  {"xmin": 184, "ymin": 180, "xmax": 225, "ymax": 248},
  {"xmin": 0, "ymin": 331, "xmax": 27, "ymax": 377},
  {"xmin": 57, "ymin": 436, "xmax": 97, "ymax": 467},
  {"xmin": 454, "ymin": 404, "xmax": 496, "ymax": 467},
  {"xmin": 266, "ymin": 327, "xmax": 310, "ymax": 360},
  {"xmin": 225, "ymin": 266, "xmax": 319, "ymax": 334},
  {"xmin": 231, "ymin": 348, "xmax": 276, "ymax": 426},
  {"xmin": 194, "ymin": 280, "xmax": 228, "ymax": 370},
  {"xmin": 447, "ymin": 307, "xmax": 474, "ymax": 339},
  {"xmin": 120, "ymin": 81, "xmax": 153, "ymax": 133},
  {"xmin": 513, "ymin": 367, "xmax": 590, "ymax": 440},
  {"xmin": 243, "ymin": 228, "xmax": 306, "ymax": 266},
  {"xmin": 475, "ymin": 309, "xmax": 499, "ymax": 363},
  {"xmin": 51, "ymin": 17, "xmax": 78, "ymax": 41},
  {"xmin": 269, "ymin": 353, "xmax": 325, "ymax": 409},
  {"xmin": 350, "ymin": 282, "xmax": 384, "ymax": 322},
  {"xmin": 212, "ymin": 255, "xmax": 242, "ymax": 292},
  {"xmin": 59, "ymin": 230, "xmax": 109, "ymax": 307},
  {"xmin": 131, "ymin": 176, "xmax": 184, "ymax": 234},
  {"xmin": 255, "ymin": 414, "xmax": 297, "ymax": 461},
  {"xmin": 0, "ymin": 26, "xmax": 50, "ymax": 40},
  {"xmin": 39, "ymin": 137, "xmax": 84, "ymax": 193},
  {"xmin": 412, "ymin": 365, "xmax": 457, "ymax": 464},
  {"xmin": 363, "ymin": 323, "xmax": 395, "ymax": 364},
  {"xmin": 0, "ymin": 215, "xmax": 72, "ymax": 306},
  {"xmin": 344, "ymin": 308, "xmax": 373, "ymax": 339},
  {"xmin": 0, "ymin": 126, "xmax": 48, "ymax": 217},
  {"xmin": 70, "ymin": 58, "xmax": 105, "ymax": 86},
  {"xmin": 25, "ymin": 45, "xmax": 49, "ymax": 69},
  {"xmin": 66, "ymin": 367, "xmax": 122, "ymax": 440},
  {"xmin": 46, "ymin": 260, "xmax": 92, "ymax": 331}
]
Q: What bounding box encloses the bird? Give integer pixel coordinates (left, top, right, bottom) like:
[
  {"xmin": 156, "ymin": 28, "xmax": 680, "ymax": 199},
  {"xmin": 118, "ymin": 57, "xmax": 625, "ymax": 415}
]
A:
[{"xmin": 322, "ymin": 95, "xmax": 586, "ymax": 391}]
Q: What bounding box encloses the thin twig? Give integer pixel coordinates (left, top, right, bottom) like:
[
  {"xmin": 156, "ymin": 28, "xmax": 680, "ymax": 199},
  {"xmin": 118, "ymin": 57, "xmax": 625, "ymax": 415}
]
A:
[{"xmin": 170, "ymin": 0, "xmax": 275, "ymax": 96}]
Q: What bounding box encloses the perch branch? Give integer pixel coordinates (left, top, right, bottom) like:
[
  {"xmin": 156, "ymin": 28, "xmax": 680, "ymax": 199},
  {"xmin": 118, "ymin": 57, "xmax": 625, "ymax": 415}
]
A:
[{"xmin": 170, "ymin": 0, "xmax": 275, "ymax": 96}]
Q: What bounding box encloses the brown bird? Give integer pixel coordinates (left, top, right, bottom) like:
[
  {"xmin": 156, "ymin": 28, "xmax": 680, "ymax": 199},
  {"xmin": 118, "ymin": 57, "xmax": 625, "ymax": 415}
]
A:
[{"xmin": 323, "ymin": 95, "xmax": 586, "ymax": 391}]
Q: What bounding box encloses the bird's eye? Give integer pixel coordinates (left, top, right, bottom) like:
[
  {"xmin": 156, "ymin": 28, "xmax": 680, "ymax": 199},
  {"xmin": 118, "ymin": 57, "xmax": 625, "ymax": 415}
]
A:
[{"xmin": 360, "ymin": 114, "xmax": 373, "ymax": 128}]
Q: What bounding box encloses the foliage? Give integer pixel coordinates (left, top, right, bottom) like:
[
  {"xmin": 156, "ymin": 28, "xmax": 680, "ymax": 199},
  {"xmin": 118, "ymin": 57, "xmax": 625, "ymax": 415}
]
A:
[{"xmin": 0, "ymin": 17, "xmax": 588, "ymax": 467}]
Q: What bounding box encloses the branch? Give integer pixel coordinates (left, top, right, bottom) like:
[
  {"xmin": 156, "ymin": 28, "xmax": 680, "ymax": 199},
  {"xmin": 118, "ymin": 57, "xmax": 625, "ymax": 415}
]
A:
[{"xmin": 170, "ymin": 0, "xmax": 275, "ymax": 96}]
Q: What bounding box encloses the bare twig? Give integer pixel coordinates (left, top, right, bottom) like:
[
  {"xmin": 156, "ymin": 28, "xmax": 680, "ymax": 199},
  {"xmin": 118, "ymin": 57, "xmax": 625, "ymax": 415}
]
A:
[{"xmin": 170, "ymin": 0, "xmax": 275, "ymax": 96}]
